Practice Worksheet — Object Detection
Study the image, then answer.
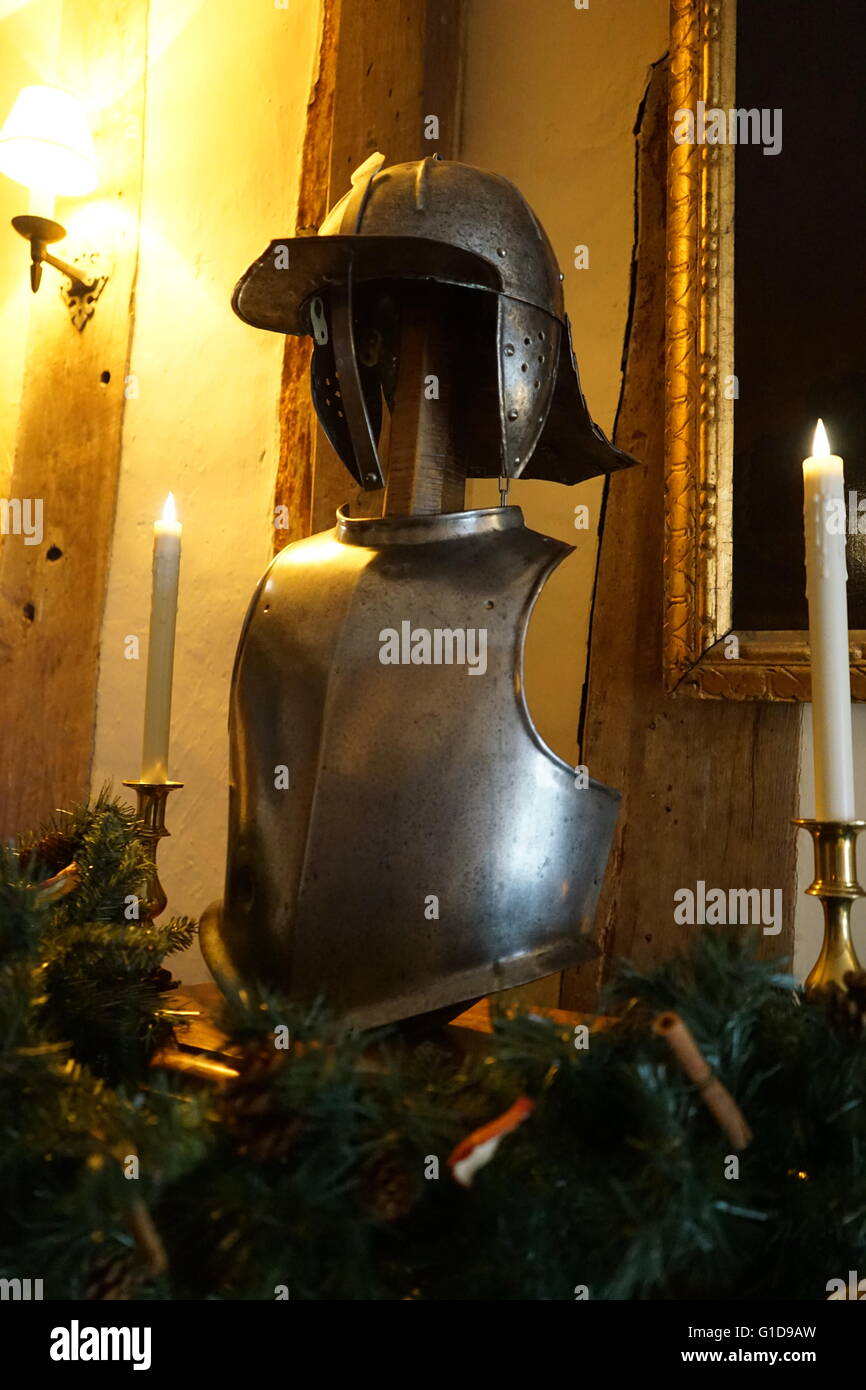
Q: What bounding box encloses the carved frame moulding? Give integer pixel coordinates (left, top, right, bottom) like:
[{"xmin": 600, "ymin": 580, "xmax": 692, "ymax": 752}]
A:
[{"xmin": 664, "ymin": 0, "xmax": 866, "ymax": 701}]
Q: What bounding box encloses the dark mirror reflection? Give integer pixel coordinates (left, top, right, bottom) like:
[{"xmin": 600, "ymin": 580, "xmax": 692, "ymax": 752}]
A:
[{"xmin": 732, "ymin": 0, "xmax": 866, "ymax": 632}]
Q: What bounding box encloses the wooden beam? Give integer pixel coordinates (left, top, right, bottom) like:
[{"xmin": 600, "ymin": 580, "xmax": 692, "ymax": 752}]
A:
[
  {"xmin": 274, "ymin": 0, "xmax": 467, "ymax": 545},
  {"xmin": 272, "ymin": 0, "xmax": 340, "ymax": 550},
  {"xmin": 0, "ymin": 0, "xmax": 147, "ymax": 838},
  {"xmin": 560, "ymin": 60, "xmax": 801, "ymax": 1011}
]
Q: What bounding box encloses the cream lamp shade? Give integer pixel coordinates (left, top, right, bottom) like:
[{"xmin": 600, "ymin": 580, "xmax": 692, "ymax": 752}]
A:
[{"xmin": 0, "ymin": 85, "xmax": 97, "ymax": 196}]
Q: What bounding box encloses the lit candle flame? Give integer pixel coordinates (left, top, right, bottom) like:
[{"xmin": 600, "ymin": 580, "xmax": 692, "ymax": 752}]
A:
[
  {"xmin": 812, "ymin": 419, "xmax": 831, "ymax": 458},
  {"xmin": 162, "ymin": 491, "xmax": 177, "ymax": 523}
]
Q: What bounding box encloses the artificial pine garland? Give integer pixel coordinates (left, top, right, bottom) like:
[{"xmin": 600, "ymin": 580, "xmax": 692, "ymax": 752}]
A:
[{"xmin": 2, "ymin": 792, "xmax": 866, "ymax": 1300}]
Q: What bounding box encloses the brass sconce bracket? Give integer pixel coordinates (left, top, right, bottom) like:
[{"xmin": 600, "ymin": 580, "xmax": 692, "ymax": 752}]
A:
[{"xmin": 12, "ymin": 213, "xmax": 108, "ymax": 331}]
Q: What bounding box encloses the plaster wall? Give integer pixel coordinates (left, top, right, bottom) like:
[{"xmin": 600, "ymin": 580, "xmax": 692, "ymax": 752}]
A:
[
  {"xmin": 0, "ymin": 0, "xmax": 63, "ymax": 495},
  {"xmin": 463, "ymin": 0, "xmax": 669, "ymax": 763},
  {"xmin": 91, "ymin": 0, "xmax": 323, "ymax": 981}
]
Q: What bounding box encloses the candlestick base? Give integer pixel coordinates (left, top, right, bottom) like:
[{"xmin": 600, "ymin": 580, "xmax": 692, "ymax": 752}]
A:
[
  {"xmin": 793, "ymin": 819, "xmax": 866, "ymax": 996},
  {"xmin": 123, "ymin": 779, "xmax": 183, "ymax": 923}
]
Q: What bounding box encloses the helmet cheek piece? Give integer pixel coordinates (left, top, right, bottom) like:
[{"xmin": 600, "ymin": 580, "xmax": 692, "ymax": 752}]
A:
[
  {"xmin": 497, "ymin": 297, "xmax": 561, "ymax": 480},
  {"xmin": 308, "ymin": 278, "xmax": 404, "ymax": 492},
  {"xmin": 309, "ymin": 271, "xmax": 386, "ymax": 491},
  {"xmin": 520, "ymin": 312, "xmax": 635, "ymax": 486}
]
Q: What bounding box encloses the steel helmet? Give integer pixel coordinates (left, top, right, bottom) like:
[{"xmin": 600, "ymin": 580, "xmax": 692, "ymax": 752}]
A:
[{"xmin": 232, "ymin": 153, "xmax": 635, "ymax": 490}]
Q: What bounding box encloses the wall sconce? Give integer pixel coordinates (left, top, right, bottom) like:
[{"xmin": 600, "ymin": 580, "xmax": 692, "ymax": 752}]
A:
[{"xmin": 0, "ymin": 85, "xmax": 107, "ymax": 330}]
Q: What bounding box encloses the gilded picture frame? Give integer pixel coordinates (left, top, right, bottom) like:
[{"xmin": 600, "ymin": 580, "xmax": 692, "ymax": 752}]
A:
[{"xmin": 663, "ymin": 0, "xmax": 866, "ymax": 700}]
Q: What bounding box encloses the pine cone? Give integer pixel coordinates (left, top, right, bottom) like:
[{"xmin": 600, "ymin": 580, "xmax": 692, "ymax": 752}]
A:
[
  {"xmin": 19, "ymin": 829, "xmax": 77, "ymax": 876},
  {"xmin": 828, "ymin": 971, "xmax": 866, "ymax": 1033},
  {"xmin": 221, "ymin": 1042, "xmax": 302, "ymax": 1160},
  {"xmin": 146, "ymin": 966, "xmax": 178, "ymax": 994},
  {"xmin": 86, "ymin": 1249, "xmax": 139, "ymax": 1301},
  {"xmin": 363, "ymin": 1152, "xmax": 416, "ymax": 1222}
]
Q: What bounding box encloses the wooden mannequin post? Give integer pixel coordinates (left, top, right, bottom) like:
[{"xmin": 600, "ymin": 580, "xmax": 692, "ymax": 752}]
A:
[{"xmin": 383, "ymin": 285, "xmax": 466, "ymax": 517}]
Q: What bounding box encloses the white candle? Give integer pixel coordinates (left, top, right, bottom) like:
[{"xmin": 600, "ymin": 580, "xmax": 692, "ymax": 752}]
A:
[
  {"xmin": 803, "ymin": 420, "xmax": 855, "ymax": 820},
  {"xmin": 141, "ymin": 492, "xmax": 182, "ymax": 783}
]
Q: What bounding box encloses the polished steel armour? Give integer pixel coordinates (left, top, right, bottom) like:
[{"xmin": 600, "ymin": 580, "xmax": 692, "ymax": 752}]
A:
[{"xmin": 201, "ymin": 505, "xmax": 619, "ymax": 1027}]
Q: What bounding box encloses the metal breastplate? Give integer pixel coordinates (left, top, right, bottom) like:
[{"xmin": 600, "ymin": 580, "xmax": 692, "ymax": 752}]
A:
[{"xmin": 203, "ymin": 505, "xmax": 618, "ymax": 1028}]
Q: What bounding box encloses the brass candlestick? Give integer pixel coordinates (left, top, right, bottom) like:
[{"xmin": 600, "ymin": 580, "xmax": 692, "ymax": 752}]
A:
[
  {"xmin": 123, "ymin": 779, "xmax": 183, "ymax": 922},
  {"xmin": 793, "ymin": 819, "xmax": 866, "ymax": 995}
]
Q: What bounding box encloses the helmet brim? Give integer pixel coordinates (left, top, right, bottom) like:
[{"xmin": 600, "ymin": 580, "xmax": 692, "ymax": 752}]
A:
[{"xmin": 232, "ymin": 234, "xmax": 504, "ymax": 335}]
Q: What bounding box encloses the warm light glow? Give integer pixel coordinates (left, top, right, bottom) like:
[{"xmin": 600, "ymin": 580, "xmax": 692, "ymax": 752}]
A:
[
  {"xmin": 282, "ymin": 535, "xmax": 347, "ymax": 566},
  {"xmin": 812, "ymin": 418, "xmax": 831, "ymax": 459},
  {"xmin": 162, "ymin": 492, "xmax": 177, "ymax": 524},
  {"xmin": 0, "ymin": 86, "xmax": 97, "ymax": 196}
]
